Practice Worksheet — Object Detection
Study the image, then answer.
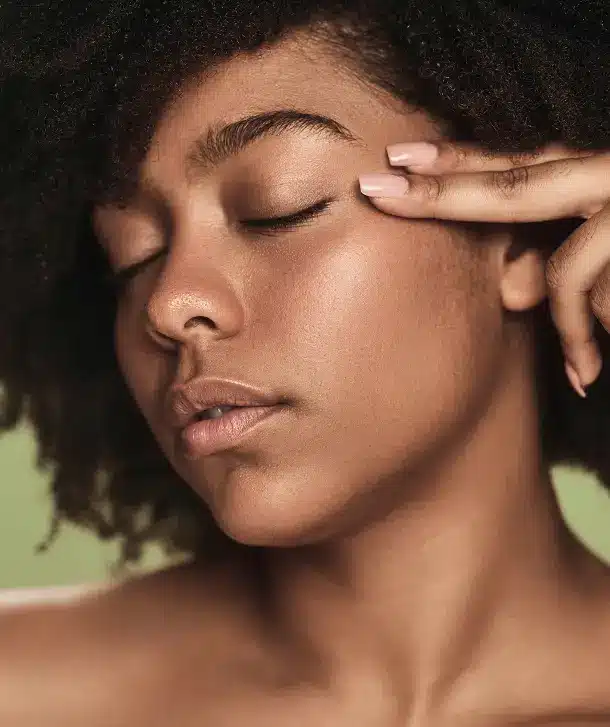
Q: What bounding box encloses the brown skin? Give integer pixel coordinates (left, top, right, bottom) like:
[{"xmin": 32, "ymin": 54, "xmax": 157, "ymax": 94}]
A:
[
  {"xmin": 359, "ymin": 142, "xmax": 610, "ymax": 393},
  {"xmin": 2, "ymin": 31, "xmax": 610, "ymax": 727}
]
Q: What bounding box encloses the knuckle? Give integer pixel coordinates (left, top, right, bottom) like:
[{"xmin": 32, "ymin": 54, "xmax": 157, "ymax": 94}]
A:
[
  {"xmin": 420, "ymin": 174, "xmax": 444, "ymax": 202},
  {"xmin": 545, "ymin": 254, "xmax": 568, "ymax": 291},
  {"xmin": 446, "ymin": 143, "xmax": 469, "ymax": 170},
  {"xmin": 590, "ymin": 282, "xmax": 610, "ymax": 320},
  {"xmin": 509, "ymin": 150, "xmax": 545, "ymax": 167},
  {"xmin": 568, "ymin": 214, "xmax": 602, "ymax": 251},
  {"xmin": 489, "ymin": 166, "xmax": 530, "ymax": 199},
  {"xmin": 525, "ymin": 148, "xmax": 548, "ymax": 163}
]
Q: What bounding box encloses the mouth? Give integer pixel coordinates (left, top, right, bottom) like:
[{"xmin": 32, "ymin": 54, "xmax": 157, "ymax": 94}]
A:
[
  {"xmin": 193, "ymin": 405, "xmax": 249, "ymax": 421},
  {"xmin": 181, "ymin": 404, "xmax": 283, "ymax": 459}
]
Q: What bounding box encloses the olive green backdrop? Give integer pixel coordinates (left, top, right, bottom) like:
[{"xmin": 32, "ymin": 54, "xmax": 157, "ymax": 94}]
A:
[{"xmin": 1, "ymin": 424, "xmax": 610, "ymax": 588}]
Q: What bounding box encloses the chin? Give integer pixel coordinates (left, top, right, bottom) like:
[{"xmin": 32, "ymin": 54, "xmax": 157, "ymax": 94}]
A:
[
  {"xmin": 210, "ymin": 503, "xmax": 327, "ymax": 548},
  {"xmin": 189, "ymin": 465, "xmax": 352, "ymax": 548},
  {"xmin": 209, "ymin": 496, "xmax": 335, "ymax": 549}
]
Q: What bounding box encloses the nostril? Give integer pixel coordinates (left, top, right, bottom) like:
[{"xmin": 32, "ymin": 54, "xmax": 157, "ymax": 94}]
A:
[{"xmin": 184, "ymin": 316, "xmax": 216, "ymax": 330}]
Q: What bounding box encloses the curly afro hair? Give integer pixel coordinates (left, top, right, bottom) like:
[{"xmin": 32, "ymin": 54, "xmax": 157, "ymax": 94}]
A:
[{"xmin": 1, "ymin": 0, "xmax": 610, "ymax": 568}]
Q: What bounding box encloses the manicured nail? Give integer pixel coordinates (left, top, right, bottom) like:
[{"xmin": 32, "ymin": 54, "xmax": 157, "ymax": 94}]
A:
[
  {"xmin": 359, "ymin": 173, "xmax": 409, "ymax": 197},
  {"xmin": 578, "ymin": 341, "xmax": 603, "ymax": 388},
  {"xmin": 565, "ymin": 360, "xmax": 587, "ymax": 398},
  {"xmin": 387, "ymin": 142, "xmax": 438, "ymax": 167}
]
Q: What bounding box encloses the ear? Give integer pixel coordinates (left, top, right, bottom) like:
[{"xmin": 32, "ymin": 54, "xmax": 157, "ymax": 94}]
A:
[
  {"xmin": 497, "ymin": 219, "xmax": 580, "ymax": 313},
  {"xmin": 499, "ymin": 244, "xmax": 547, "ymax": 312}
]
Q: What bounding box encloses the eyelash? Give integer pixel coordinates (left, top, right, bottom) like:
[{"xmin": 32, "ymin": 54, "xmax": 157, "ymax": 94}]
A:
[
  {"xmin": 242, "ymin": 197, "xmax": 332, "ymax": 233},
  {"xmin": 106, "ymin": 198, "xmax": 333, "ymax": 291}
]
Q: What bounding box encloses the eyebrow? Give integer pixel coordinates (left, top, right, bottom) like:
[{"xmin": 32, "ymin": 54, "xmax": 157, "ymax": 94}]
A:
[
  {"xmin": 119, "ymin": 109, "xmax": 363, "ymax": 210},
  {"xmin": 184, "ymin": 108, "xmax": 363, "ymax": 180}
]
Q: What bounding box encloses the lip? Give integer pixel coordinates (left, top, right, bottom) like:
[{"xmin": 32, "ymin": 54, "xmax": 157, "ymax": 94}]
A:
[
  {"xmin": 168, "ymin": 377, "xmax": 283, "ymax": 430},
  {"xmin": 179, "ymin": 404, "xmax": 283, "ymax": 459}
]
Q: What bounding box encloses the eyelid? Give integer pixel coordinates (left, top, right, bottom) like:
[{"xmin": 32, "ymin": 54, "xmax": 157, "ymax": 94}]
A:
[
  {"xmin": 106, "ymin": 247, "xmax": 167, "ymax": 291},
  {"xmin": 241, "ymin": 198, "xmax": 333, "ymax": 231},
  {"xmin": 107, "ymin": 197, "xmax": 334, "ymax": 292}
]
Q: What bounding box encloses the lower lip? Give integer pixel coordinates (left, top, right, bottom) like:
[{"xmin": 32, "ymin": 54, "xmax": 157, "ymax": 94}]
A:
[{"xmin": 179, "ymin": 405, "xmax": 282, "ymax": 459}]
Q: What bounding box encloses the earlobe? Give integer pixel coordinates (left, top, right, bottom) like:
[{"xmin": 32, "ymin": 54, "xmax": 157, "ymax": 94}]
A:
[
  {"xmin": 498, "ymin": 218, "xmax": 582, "ymax": 313},
  {"xmin": 499, "ymin": 246, "xmax": 548, "ymax": 312}
]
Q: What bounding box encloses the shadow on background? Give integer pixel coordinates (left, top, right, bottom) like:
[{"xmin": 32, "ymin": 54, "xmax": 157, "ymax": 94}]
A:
[{"xmin": 1, "ymin": 425, "xmax": 610, "ymax": 588}]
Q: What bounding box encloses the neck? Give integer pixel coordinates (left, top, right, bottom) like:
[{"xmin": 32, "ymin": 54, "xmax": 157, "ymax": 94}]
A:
[{"xmin": 262, "ymin": 332, "xmax": 596, "ymax": 711}]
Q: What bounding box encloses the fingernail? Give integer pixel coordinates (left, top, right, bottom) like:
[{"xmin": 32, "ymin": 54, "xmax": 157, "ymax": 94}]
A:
[
  {"xmin": 387, "ymin": 142, "xmax": 438, "ymax": 167},
  {"xmin": 359, "ymin": 173, "xmax": 409, "ymax": 197},
  {"xmin": 579, "ymin": 341, "xmax": 603, "ymax": 388},
  {"xmin": 565, "ymin": 360, "xmax": 587, "ymax": 398}
]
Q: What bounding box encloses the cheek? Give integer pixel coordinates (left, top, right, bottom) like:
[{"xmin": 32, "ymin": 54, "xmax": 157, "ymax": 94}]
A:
[
  {"xmin": 205, "ymin": 220, "xmax": 503, "ymax": 544},
  {"xmin": 113, "ymin": 301, "xmax": 161, "ymax": 422},
  {"xmin": 275, "ymin": 217, "xmax": 501, "ymax": 469},
  {"xmin": 282, "ymin": 218, "xmax": 495, "ymax": 394}
]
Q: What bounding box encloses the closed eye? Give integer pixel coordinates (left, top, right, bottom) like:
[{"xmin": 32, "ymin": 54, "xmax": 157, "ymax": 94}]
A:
[
  {"xmin": 106, "ymin": 198, "xmax": 334, "ymax": 293},
  {"xmin": 241, "ymin": 197, "xmax": 333, "ymax": 233},
  {"xmin": 105, "ymin": 247, "xmax": 166, "ymax": 293}
]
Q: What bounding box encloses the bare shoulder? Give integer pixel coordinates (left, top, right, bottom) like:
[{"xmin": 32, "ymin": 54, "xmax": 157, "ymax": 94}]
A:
[
  {"xmin": 0, "ymin": 579, "xmax": 123, "ymax": 726},
  {"xmin": 0, "ymin": 557, "xmax": 254, "ymax": 637},
  {"xmin": 0, "ymin": 580, "xmax": 116, "ymax": 663},
  {"xmin": 0, "ymin": 560, "xmax": 282, "ymax": 727},
  {"xmin": 0, "ymin": 583, "xmax": 106, "ymax": 609}
]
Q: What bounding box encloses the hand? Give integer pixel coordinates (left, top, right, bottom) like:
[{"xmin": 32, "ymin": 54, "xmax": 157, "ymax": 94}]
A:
[{"xmin": 359, "ymin": 142, "xmax": 610, "ymax": 397}]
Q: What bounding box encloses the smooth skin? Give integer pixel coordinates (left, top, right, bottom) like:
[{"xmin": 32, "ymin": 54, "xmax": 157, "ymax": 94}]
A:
[
  {"xmin": 2, "ymin": 32, "xmax": 610, "ymax": 727},
  {"xmin": 359, "ymin": 143, "xmax": 610, "ymax": 396}
]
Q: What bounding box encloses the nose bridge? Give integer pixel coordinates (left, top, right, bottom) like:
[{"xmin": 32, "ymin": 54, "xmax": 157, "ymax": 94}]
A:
[{"xmin": 145, "ymin": 227, "xmax": 244, "ymax": 343}]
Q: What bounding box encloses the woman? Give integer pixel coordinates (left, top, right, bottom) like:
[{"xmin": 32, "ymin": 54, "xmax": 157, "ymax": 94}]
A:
[{"xmin": 1, "ymin": 1, "xmax": 610, "ymax": 724}]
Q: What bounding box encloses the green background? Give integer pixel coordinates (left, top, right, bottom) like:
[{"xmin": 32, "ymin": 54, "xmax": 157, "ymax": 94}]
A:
[{"xmin": 1, "ymin": 424, "xmax": 610, "ymax": 588}]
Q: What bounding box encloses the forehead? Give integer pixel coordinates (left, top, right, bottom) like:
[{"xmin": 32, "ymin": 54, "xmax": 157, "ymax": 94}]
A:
[{"xmin": 146, "ymin": 33, "xmax": 442, "ymax": 168}]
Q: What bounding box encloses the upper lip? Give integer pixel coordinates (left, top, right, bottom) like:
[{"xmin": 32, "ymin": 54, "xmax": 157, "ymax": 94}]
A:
[{"xmin": 168, "ymin": 377, "xmax": 283, "ymax": 429}]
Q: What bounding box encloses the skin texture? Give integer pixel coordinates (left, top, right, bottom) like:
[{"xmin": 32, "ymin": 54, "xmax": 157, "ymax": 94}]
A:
[
  {"xmin": 2, "ymin": 32, "xmax": 610, "ymax": 727},
  {"xmin": 359, "ymin": 142, "xmax": 610, "ymax": 393}
]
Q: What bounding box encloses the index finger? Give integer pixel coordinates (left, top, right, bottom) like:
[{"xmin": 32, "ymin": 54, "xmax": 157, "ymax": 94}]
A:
[{"xmin": 358, "ymin": 153, "xmax": 610, "ymax": 223}]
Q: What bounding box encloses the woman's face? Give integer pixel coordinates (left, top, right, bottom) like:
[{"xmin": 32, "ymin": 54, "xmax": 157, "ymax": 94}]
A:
[{"xmin": 93, "ymin": 33, "xmax": 508, "ymax": 546}]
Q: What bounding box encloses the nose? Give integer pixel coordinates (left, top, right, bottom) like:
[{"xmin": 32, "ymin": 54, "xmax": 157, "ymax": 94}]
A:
[{"xmin": 144, "ymin": 252, "xmax": 244, "ymax": 349}]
